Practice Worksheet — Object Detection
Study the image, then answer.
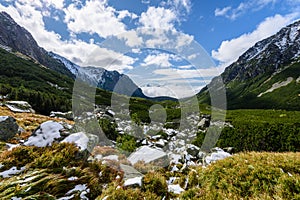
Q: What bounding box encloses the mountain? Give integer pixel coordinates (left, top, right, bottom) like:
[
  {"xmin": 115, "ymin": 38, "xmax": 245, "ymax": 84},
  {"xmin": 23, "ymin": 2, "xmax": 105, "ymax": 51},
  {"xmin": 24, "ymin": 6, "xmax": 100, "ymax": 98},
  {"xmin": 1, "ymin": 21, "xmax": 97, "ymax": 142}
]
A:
[
  {"xmin": 49, "ymin": 52, "xmax": 147, "ymax": 98},
  {"xmin": 0, "ymin": 47, "xmax": 73, "ymax": 114},
  {"xmin": 198, "ymin": 20, "xmax": 300, "ymax": 110},
  {"xmin": 0, "ymin": 12, "xmax": 73, "ymax": 78},
  {"xmin": 0, "ymin": 11, "xmax": 163, "ymax": 100}
]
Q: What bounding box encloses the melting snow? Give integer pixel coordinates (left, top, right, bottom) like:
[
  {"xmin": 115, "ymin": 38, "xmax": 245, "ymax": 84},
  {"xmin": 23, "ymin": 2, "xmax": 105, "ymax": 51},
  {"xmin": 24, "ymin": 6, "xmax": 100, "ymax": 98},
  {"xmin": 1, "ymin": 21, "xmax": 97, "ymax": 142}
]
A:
[
  {"xmin": 168, "ymin": 184, "xmax": 185, "ymax": 194},
  {"xmin": 24, "ymin": 121, "xmax": 63, "ymax": 147},
  {"xmin": 258, "ymin": 77, "xmax": 293, "ymax": 97},
  {"xmin": 205, "ymin": 150, "xmax": 231, "ymax": 165},
  {"xmin": 61, "ymin": 132, "xmax": 89, "ymax": 150},
  {"xmin": 68, "ymin": 176, "xmax": 78, "ymax": 181},
  {"xmin": 59, "ymin": 184, "xmax": 90, "ymax": 200},
  {"xmin": 0, "ymin": 166, "xmax": 26, "ymax": 178},
  {"xmin": 124, "ymin": 176, "xmax": 143, "ymax": 187}
]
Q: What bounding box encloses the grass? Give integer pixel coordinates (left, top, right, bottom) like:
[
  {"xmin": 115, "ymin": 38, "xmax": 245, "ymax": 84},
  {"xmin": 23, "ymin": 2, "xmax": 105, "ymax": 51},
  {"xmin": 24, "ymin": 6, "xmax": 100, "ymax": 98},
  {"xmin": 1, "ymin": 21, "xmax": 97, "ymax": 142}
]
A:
[
  {"xmin": 0, "ymin": 106, "xmax": 74, "ymax": 142},
  {"xmin": 180, "ymin": 152, "xmax": 300, "ymax": 200}
]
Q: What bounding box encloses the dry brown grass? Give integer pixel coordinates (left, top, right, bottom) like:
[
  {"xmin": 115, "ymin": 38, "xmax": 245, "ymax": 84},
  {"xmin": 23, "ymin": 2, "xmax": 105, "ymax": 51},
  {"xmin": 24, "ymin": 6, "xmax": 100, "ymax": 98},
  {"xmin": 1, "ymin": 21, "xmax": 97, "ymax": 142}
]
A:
[{"xmin": 0, "ymin": 106, "xmax": 74, "ymax": 141}]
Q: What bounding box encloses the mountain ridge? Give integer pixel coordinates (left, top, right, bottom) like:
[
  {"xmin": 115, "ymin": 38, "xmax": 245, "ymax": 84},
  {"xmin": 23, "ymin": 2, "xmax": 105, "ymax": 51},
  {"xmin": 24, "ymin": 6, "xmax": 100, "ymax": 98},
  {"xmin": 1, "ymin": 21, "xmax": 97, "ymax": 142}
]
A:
[{"xmin": 198, "ymin": 19, "xmax": 300, "ymax": 110}]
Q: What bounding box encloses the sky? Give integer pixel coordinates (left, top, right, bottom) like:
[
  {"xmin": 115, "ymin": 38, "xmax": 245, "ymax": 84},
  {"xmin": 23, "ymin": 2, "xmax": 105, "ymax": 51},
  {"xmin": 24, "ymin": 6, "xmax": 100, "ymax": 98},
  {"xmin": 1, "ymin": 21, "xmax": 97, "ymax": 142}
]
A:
[{"xmin": 0, "ymin": 0, "xmax": 300, "ymax": 98}]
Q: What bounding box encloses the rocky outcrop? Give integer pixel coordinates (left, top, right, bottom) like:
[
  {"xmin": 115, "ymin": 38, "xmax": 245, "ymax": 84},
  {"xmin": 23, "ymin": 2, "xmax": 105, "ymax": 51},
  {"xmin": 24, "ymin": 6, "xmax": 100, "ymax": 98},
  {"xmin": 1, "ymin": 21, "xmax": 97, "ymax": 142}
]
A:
[
  {"xmin": 0, "ymin": 116, "xmax": 19, "ymax": 141},
  {"xmin": 0, "ymin": 12, "xmax": 73, "ymax": 77}
]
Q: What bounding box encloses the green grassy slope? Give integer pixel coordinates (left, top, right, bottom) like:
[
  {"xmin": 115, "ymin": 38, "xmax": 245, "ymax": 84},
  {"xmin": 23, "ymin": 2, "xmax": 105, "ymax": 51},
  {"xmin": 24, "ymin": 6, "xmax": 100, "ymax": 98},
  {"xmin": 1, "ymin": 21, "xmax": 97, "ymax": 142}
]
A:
[{"xmin": 0, "ymin": 48, "xmax": 74, "ymax": 114}]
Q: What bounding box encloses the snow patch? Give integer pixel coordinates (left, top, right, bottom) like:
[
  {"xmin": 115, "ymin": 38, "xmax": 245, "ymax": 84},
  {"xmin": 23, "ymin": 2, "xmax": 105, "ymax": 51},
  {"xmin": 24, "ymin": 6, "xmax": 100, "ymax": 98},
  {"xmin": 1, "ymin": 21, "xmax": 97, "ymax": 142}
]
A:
[
  {"xmin": 296, "ymin": 76, "xmax": 300, "ymax": 83},
  {"xmin": 205, "ymin": 149, "xmax": 231, "ymax": 165},
  {"xmin": 168, "ymin": 184, "xmax": 185, "ymax": 194},
  {"xmin": 68, "ymin": 176, "xmax": 78, "ymax": 181},
  {"xmin": 61, "ymin": 132, "xmax": 89, "ymax": 150},
  {"xmin": 124, "ymin": 176, "xmax": 143, "ymax": 187},
  {"xmin": 258, "ymin": 77, "xmax": 293, "ymax": 97},
  {"xmin": 289, "ymin": 26, "xmax": 299, "ymax": 42},
  {"xmin": 0, "ymin": 166, "xmax": 26, "ymax": 178},
  {"xmin": 24, "ymin": 121, "xmax": 63, "ymax": 147},
  {"xmin": 0, "ymin": 116, "xmax": 9, "ymax": 121}
]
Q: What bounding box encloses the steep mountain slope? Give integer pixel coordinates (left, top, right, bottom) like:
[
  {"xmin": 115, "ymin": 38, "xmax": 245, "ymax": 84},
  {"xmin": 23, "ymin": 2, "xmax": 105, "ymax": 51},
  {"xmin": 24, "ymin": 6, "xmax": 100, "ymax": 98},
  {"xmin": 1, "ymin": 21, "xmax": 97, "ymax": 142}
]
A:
[
  {"xmin": 0, "ymin": 12, "xmax": 73, "ymax": 77},
  {"xmin": 198, "ymin": 20, "xmax": 300, "ymax": 110},
  {"xmin": 0, "ymin": 47, "xmax": 73, "ymax": 114}
]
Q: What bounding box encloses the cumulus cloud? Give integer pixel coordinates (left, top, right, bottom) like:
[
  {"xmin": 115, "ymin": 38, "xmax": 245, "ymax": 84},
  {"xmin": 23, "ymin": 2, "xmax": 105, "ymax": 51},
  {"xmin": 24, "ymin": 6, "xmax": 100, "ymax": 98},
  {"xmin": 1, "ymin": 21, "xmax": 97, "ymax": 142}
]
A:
[
  {"xmin": 139, "ymin": 6, "xmax": 177, "ymax": 31},
  {"xmin": 141, "ymin": 53, "xmax": 182, "ymax": 68},
  {"xmin": 212, "ymin": 14, "xmax": 298, "ymax": 67},
  {"xmin": 63, "ymin": 1, "xmax": 128, "ymax": 38}
]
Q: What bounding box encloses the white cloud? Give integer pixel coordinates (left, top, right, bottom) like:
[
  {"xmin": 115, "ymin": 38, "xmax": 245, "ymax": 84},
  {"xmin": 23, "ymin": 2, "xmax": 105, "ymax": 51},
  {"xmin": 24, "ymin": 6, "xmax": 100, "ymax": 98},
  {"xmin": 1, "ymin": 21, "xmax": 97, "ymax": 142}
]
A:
[
  {"xmin": 63, "ymin": 0, "xmax": 128, "ymax": 38},
  {"xmin": 117, "ymin": 10, "xmax": 138, "ymax": 20},
  {"xmin": 215, "ymin": 0, "xmax": 277, "ymax": 20},
  {"xmin": 141, "ymin": 85, "xmax": 197, "ymax": 98},
  {"xmin": 141, "ymin": 53, "xmax": 173, "ymax": 68},
  {"xmin": 116, "ymin": 30, "xmax": 143, "ymax": 47},
  {"xmin": 0, "ymin": 1, "xmax": 136, "ymax": 73},
  {"xmin": 154, "ymin": 67, "xmax": 223, "ymax": 79},
  {"xmin": 41, "ymin": 0, "xmax": 64, "ymax": 9},
  {"xmin": 139, "ymin": 6, "xmax": 177, "ymax": 31},
  {"xmin": 167, "ymin": 0, "xmax": 192, "ymax": 15},
  {"xmin": 212, "ymin": 14, "xmax": 299, "ymax": 67},
  {"xmin": 215, "ymin": 6, "xmax": 231, "ymax": 17}
]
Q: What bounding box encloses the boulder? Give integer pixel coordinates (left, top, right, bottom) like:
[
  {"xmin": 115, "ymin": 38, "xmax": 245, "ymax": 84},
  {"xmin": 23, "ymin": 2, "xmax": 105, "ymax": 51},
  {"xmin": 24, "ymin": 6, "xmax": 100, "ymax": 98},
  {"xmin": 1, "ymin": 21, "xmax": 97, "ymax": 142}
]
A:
[
  {"xmin": 5, "ymin": 101, "xmax": 35, "ymax": 113},
  {"xmin": 128, "ymin": 146, "xmax": 168, "ymax": 166},
  {"xmin": 186, "ymin": 144, "xmax": 200, "ymax": 157},
  {"xmin": 0, "ymin": 116, "xmax": 19, "ymax": 141},
  {"xmin": 120, "ymin": 164, "xmax": 143, "ymax": 180}
]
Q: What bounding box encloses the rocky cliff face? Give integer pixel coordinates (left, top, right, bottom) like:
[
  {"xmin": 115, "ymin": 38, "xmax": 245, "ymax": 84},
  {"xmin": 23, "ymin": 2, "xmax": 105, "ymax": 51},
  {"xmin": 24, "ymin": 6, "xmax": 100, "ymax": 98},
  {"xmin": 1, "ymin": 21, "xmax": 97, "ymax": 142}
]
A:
[
  {"xmin": 0, "ymin": 12, "xmax": 73, "ymax": 77},
  {"xmin": 198, "ymin": 20, "xmax": 300, "ymax": 110},
  {"xmin": 222, "ymin": 20, "xmax": 300, "ymax": 83}
]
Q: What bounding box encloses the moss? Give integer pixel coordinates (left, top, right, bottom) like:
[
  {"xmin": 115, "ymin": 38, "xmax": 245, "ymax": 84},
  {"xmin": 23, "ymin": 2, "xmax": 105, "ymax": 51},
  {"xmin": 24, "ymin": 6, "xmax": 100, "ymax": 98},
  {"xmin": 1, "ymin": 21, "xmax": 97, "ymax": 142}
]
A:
[{"xmin": 142, "ymin": 172, "xmax": 168, "ymax": 197}]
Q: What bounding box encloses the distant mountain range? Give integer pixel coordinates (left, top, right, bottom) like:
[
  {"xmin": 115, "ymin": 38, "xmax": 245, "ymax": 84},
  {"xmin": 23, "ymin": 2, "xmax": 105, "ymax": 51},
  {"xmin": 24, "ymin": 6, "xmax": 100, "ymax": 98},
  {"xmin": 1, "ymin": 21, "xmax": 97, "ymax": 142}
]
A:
[
  {"xmin": 198, "ymin": 20, "xmax": 300, "ymax": 110},
  {"xmin": 1, "ymin": 11, "xmax": 299, "ymax": 110},
  {"xmin": 0, "ymin": 11, "xmax": 173, "ymax": 100}
]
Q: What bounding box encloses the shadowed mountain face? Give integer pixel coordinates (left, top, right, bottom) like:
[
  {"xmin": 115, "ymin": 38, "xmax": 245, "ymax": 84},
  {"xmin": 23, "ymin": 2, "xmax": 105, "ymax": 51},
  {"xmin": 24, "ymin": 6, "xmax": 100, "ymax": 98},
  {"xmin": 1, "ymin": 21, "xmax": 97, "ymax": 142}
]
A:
[
  {"xmin": 198, "ymin": 20, "xmax": 300, "ymax": 110},
  {"xmin": 0, "ymin": 12, "xmax": 73, "ymax": 78}
]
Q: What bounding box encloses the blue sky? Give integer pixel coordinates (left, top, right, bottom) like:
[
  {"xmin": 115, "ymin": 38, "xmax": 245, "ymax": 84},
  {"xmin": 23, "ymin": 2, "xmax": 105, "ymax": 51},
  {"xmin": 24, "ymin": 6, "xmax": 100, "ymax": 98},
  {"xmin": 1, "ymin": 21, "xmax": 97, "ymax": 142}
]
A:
[{"xmin": 0, "ymin": 0, "xmax": 300, "ymax": 98}]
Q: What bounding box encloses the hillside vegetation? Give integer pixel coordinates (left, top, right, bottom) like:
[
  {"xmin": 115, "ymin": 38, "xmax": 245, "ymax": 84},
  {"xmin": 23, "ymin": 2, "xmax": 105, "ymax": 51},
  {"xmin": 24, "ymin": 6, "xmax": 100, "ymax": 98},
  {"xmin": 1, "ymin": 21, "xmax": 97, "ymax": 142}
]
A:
[{"xmin": 0, "ymin": 48, "xmax": 73, "ymax": 114}]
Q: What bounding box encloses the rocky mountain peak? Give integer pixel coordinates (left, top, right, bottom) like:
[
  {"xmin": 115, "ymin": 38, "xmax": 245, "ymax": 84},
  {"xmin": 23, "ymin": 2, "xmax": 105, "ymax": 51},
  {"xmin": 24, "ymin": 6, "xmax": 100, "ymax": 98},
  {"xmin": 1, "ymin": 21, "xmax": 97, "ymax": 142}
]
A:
[
  {"xmin": 222, "ymin": 19, "xmax": 300, "ymax": 83},
  {"xmin": 0, "ymin": 11, "xmax": 73, "ymax": 77}
]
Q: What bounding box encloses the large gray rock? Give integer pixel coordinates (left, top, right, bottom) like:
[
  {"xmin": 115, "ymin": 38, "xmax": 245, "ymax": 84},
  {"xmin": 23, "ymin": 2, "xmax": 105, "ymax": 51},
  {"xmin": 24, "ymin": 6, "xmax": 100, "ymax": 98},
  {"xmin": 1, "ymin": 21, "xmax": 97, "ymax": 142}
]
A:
[
  {"xmin": 0, "ymin": 116, "xmax": 19, "ymax": 141},
  {"xmin": 128, "ymin": 146, "xmax": 168, "ymax": 166},
  {"xmin": 120, "ymin": 164, "xmax": 143, "ymax": 180},
  {"xmin": 5, "ymin": 101, "xmax": 35, "ymax": 113}
]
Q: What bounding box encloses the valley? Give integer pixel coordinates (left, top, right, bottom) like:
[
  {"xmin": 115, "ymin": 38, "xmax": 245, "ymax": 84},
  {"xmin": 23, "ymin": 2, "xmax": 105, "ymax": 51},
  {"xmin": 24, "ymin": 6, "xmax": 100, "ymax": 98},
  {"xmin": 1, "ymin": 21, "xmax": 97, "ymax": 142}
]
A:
[{"xmin": 0, "ymin": 6, "xmax": 299, "ymax": 200}]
